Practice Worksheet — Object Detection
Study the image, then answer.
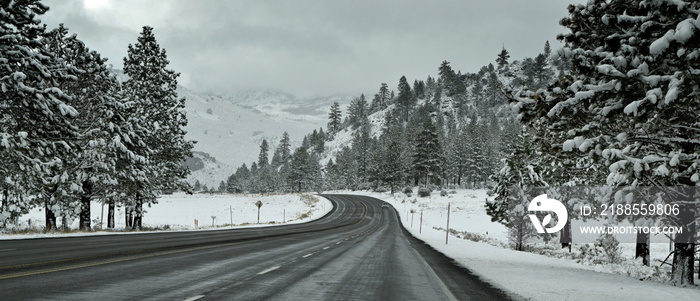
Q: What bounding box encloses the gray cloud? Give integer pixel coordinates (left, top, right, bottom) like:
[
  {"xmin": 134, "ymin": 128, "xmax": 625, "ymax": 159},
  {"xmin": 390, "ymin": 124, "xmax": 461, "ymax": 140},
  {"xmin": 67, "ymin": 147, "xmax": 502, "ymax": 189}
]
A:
[{"xmin": 40, "ymin": 0, "xmax": 578, "ymax": 97}]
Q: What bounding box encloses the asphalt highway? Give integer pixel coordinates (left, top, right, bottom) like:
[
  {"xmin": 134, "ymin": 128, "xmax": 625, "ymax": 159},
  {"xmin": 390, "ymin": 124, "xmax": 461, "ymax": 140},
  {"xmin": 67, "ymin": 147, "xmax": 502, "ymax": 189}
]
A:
[{"xmin": 0, "ymin": 194, "xmax": 512, "ymax": 300}]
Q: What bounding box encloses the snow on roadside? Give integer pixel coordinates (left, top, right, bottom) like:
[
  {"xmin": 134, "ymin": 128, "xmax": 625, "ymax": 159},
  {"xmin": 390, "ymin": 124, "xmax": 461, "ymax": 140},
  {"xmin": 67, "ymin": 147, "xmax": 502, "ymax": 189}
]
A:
[
  {"xmin": 0, "ymin": 193, "xmax": 332, "ymax": 240},
  {"xmin": 349, "ymin": 189, "xmax": 700, "ymax": 301}
]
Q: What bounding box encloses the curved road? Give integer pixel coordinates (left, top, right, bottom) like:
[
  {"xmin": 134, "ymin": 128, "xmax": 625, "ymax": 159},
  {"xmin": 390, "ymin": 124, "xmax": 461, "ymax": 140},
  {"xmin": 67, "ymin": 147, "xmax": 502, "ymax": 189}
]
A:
[{"xmin": 0, "ymin": 194, "xmax": 512, "ymax": 300}]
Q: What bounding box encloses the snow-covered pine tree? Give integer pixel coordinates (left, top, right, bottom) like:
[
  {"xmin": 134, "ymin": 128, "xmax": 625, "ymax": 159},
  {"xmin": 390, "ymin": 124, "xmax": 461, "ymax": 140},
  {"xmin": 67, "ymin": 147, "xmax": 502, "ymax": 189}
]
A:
[
  {"xmin": 327, "ymin": 102, "xmax": 342, "ymax": 136},
  {"xmin": 286, "ymin": 146, "xmax": 320, "ymax": 192},
  {"xmin": 486, "ymin": 127, "xmax": 547, "ymax": 251},
  {"xmin": 438, "ymin": 60, "xmax": 457, "ymax": 96},
  {"xmin": 0, "ymin": 1, "xmax": 80, "ymax": 228},
  {"xmin": 511, "ymin": 0, "xmax": 699, "ymax": 284},
  {"xmin": 396, "ymin": 75, "xmax": 414, "ymax": 122},
  {"xmin": 218, "ymin": 181, "xmax": 226, "ymax": 193},
  {"xmin": 351, "ymin": 123, "xmax": 372, "ymax": 184},
  {"xmin": 374, "ymin": 128, "xmax": 408, "ymax": 194},
  {"xmin": 122, "ymin": 26, "xmax": 194, "ymax": 229},
  {"xmin": 258, "ymin": 139, "xmax": 269, "ymax": 167},
  {"xmin": 496, "ymin": 47, "xmax": 510, "ymax": 73},
  {"xmin": 413, "ymin": 80, "xmax": 425, "ymax": 99},
  {"xmin": 45, "ymin": 24, "xmax": 124, "ymax": 230},
  {"xmin": 271, "ymin": 131, "xmax": 292, "ymax": 168},
  {"xmin": 369, "ymin": 83, "xmax": 390, "ymax": 113},
  {"xmin": 347, "ymin": 94, "xmax": 368, "ymax": 129},
  {"xmin": 413, "ymin": 118, "xmax": 442, "ymax": 188}
]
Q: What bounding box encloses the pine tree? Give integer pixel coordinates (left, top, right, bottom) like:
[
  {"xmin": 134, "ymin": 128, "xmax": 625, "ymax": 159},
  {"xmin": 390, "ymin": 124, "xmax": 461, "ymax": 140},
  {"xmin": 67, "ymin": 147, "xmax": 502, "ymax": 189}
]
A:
[
  {"xmin": 511, "ymin": 0, "xmax": 700, "ymax": 284},
  {"xmin": 0, "ymin": 1, "xmax": 79, "ymax": 228},
  {"xmin": 396, "ymin": 76, "xmax": 413, "ymax": 122},
  {"xmin": 496, "ymin": 46, "xmax": 510, "ymax": 72},
  {"xmin": 45, "ymin": 25, "xmax": 125, "ymax": 230},
  {"xmin": 258, "ymin": 139, "xmax": 269, "ymax": 167},
  {"xmin": 413, "ymin": 118, "xmax": 442, "ymax": 188},
  {"xmin": 271, "ymin": 132, "xmax": 292, "ymax": 167},
  {"xmin": 413, "ymin": 80, "xmax": 425, "ymax": 99},
  {"xmin": 379, "ymin": 129, "xmax": 408, "ymax": 194},
  {"xmin": 370, "ymin": 83, "xmax": 390, "ymax": 113},
  {"xmin": 351, "ymin": 123, "xmax": 372, "ymax": 183},
  {"xmin": 438, "ymin": 60, "xmax": 457, "ymax": 96},
  {"xmin": 347, "ymin": 94, "xmax": 368, "ymax": 129},
  {"xmin": 532, "ymin": 53, "xmax": 551, "ymax": 88},
  {"xmin": 486, "ymin": 128, "xmax": 547, "ymax": 251},
  {"xmin": 286, "ymin": 146, "xmax": 319, "ymax": 192},
  {"xmin": 234, "ymin": 164, "xmax": 250, "ymax": 193},
  {"xmin": 327, "ymin": 102, "xmax": 342, "ymax": 136},
  {"xmin": 122, "ymin": 26, "xmax": 194, "ymax": 229}
]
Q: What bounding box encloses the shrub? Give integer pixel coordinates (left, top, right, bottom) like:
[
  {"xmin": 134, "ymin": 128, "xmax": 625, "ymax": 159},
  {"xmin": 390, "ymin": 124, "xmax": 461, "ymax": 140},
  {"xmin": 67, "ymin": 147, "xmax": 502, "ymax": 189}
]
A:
[
  {"xmin": 594, "ymin": 232, "xmax": 623, "ymax": 264},
  {"xmin": 418, "ymin": 187, "xmax": 431, "ymax": 197},
  {"xmin": 440, "ymin": 190, "xmax": 448, "ymax": 197},
  {"xmin": 374, "ymin": 187, "xmax": 388, "ymax": 193},
  {"xmin": 357, "ymin": 182, "xmax": 372, "ymax": 191},
  {"xmin": 403, "ymin": 187, "xmax": 413, "ymax": 194}
]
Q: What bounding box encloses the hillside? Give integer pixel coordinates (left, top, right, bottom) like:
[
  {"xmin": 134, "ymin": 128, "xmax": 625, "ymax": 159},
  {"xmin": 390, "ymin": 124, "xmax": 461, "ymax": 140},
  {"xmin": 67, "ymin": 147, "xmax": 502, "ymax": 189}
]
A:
[{"xmin": 112, "ymin": 69, "xmax": 354, "ymax": 187}]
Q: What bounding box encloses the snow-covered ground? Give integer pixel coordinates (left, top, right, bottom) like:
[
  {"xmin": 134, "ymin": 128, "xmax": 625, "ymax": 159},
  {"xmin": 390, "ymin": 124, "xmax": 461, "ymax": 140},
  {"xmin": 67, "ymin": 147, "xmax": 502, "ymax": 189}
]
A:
[
  {"xmin": 349, "ymin": 189, "xmax": 700, "ymax": 301},
  {"xmin": 0, "ymin": 193, "xmax": 332, "ymax": 240}
]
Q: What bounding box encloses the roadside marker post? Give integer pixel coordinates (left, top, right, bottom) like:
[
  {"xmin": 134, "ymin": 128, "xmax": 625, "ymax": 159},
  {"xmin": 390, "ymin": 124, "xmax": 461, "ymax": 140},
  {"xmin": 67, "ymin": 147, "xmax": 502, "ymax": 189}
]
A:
[
  {"xmin": 411, "ymin": 209, "xmax": 415, "ymax": 228},
  {"xmin": 446, "ymin": 202, "xmax": 450, "ymax": 245},
  {"xmin": 420, "ymin": 210, "xmax": 423, "ymax": 234},
  {"xmin": 256, "ymin": 200, "xmax": 263, "ymax": 224}
]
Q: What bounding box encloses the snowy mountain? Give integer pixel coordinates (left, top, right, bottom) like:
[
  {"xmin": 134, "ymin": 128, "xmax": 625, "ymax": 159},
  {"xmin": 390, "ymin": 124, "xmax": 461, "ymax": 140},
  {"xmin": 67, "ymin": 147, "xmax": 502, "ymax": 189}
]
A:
[
  {"xmin": 110, "ymin": 69, "xmax": 354, "ymax": 187},
  {"xmin": 179, "ymin": 86, "xmax": 353, "ymax": 169}
]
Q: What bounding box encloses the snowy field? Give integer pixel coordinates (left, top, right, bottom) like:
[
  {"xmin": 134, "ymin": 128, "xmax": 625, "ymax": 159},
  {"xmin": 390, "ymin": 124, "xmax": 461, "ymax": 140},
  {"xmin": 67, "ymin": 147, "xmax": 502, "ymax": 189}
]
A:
[
  {"xmin": 0, "ymin": 193, "xmax": 332, "ymax": 239},
  {"xmin": 348, "ymin": 189, "xmax": 700, "ymax": 301}
]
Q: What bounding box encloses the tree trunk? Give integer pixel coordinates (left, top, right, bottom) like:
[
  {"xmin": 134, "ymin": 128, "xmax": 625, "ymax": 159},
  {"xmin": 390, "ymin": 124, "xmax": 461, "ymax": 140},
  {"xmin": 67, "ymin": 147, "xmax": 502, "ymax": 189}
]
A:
[
  {"xmin": 672, "ymin": 242, "xmax": 696, "ymax": 286},
  {"xmin": 670, "ymin": 188, "xmax": 696, "ymax": 286},
  {"xmin": 61, "ymin": 213, "xmax": 68, "ymax": 230},
  {"xmin": 1, "ymin": 188, "xmax": 7, "ymax": 209},
  {"xmin": 125, "ymin": 205, "xmax": 133, "ymax": 228},
  {"xmin": 132, "ymin": 194, "xmax": 143, "ymax": 230},
  {"xmin": 44, "ymin": 198, "xmax": 57, "ymax": 232},
  {"xmin": 107, "ymin": 199, "xmax": 115, "ymax": 229},
  {"xmin": 79, "ymin": 180, "xmax": 92, "ymax": 231},
  {"xmin": 560, "ymin": 219, "xmax": 571, "ymax": 248},
  {"xmin": 635, "ymin": 231, "xmax": 650, "ymax": 266}
]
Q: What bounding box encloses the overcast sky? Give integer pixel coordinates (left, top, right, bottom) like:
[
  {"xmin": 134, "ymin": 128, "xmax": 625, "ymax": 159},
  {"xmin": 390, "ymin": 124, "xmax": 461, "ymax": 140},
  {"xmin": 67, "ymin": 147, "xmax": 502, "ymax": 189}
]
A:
[{"xmin": 40, "ymin": 0, "xmax": 578, "ymax": 98}]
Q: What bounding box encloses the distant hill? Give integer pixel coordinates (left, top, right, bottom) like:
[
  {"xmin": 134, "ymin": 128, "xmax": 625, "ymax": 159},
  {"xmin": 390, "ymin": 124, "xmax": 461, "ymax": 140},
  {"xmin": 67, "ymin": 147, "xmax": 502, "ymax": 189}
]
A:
[{"xmin": 111, "ymin": 68, "xmax": 355, "ymax": 187}]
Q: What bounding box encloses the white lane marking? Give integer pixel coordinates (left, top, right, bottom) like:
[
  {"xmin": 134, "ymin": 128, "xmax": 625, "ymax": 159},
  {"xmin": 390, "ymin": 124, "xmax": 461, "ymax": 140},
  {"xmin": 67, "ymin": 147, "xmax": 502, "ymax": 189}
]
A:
[
  {"xmin": 257, "ymin": 266, "xmax": 280, "ymax": 275},
  {"xmin": 183, "ymin": 295, "xmax": 205, "ymax": 301},
  {"xmin": 336, "ymin": 242, "xmax": 341, "ymax": 245},
  {"xmin": 409, "ymin": 247, "xmax": 458, "ymax": 301},
  {"xmin": 0, "ymin": 249, "xmax": 16, "ymax": 252},
  {"xmin": 322, "ymin": 247, "xmax": 329, "ymax": 250},
  {"xmin": 302, "ymin": 253, "xmax": 314, "ymax": 258}
]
